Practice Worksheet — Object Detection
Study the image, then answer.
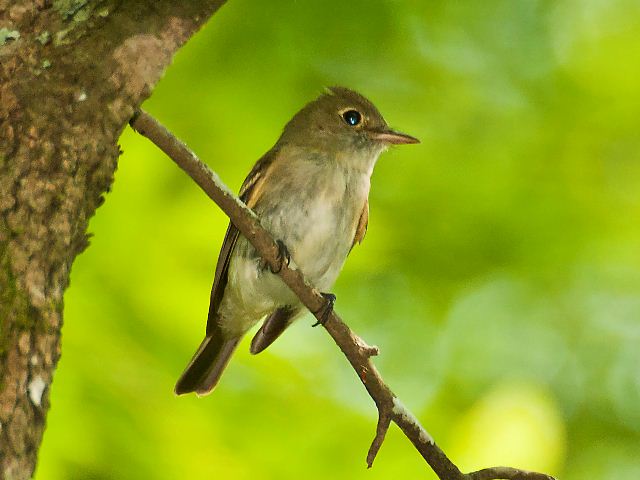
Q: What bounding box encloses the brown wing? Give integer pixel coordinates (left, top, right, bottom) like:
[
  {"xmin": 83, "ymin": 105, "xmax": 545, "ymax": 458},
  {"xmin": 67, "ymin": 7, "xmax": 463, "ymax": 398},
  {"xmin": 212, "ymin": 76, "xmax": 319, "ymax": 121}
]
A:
[
  {"xmin": 205, "ymin": 148, "xmax": 279, "ymax": 334},
  {"xmin": 350, "ymin": 198, "xmax": 369, "ymax": 251}
]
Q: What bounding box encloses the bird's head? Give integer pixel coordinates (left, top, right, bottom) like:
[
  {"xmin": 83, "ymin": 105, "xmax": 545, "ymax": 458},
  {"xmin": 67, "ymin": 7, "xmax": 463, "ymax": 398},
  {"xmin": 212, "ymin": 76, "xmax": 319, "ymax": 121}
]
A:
[{"xmin": 278, "ymin": 86, "xmax": 419, "ymax": 158}]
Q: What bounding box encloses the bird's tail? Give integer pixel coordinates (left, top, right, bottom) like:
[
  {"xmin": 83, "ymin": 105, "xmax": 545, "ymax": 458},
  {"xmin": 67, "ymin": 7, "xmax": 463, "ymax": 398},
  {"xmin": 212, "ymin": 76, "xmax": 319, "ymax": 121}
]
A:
[{"xmin": 174, "ymin": 334, "xmax": 240, "ymax": 396}]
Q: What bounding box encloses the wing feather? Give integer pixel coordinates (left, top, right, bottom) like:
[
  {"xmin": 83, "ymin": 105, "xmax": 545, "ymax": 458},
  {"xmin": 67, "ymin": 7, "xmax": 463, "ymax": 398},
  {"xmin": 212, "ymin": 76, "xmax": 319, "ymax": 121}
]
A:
[
  {"xmin": 351, "ymin": 198, "xmax": 369, "ymax": 251},
  {"xmin": 205, "ymin": 148, "xmax": 279, "ymax": 334}
]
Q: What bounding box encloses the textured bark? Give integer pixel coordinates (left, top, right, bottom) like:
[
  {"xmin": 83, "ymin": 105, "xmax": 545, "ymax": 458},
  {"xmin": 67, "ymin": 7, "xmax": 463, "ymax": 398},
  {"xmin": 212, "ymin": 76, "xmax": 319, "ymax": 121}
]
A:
[{"xmin": 0, "ymin": 1, "xmax": 226, "ymax": 478}]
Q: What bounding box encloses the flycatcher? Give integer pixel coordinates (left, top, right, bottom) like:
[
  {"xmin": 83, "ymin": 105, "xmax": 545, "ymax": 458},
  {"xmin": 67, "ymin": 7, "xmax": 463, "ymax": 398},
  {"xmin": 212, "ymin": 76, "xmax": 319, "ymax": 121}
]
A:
[{"xmin": 175, "ymin": 87, "xmax": 418, "ymax": 395}]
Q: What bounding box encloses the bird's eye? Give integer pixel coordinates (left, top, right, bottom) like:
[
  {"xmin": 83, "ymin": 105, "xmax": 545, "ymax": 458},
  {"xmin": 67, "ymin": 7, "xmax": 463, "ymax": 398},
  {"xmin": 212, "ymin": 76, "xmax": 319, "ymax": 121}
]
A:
[{"xmin": 342, "ymin": 110, "xmax": 362, "ymax": 126}]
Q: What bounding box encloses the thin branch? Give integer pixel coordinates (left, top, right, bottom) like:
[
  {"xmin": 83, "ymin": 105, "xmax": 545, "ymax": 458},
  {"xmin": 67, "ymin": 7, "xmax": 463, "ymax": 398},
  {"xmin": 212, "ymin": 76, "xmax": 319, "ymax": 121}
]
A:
[
  {"xmin": 468, "ymin": 468, "xmax": 555, "ymax": 480},
  {"xmin": 129, "ymin": 110, "xmax": 557, "ymax": 480}
]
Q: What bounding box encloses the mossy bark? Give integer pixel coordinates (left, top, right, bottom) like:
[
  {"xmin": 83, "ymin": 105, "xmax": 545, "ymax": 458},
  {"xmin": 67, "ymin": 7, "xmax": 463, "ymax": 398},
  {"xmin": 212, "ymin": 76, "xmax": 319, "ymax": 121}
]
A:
[{"xmin": 0, "ymin": 1, "xmax": 226, "ymax": 478}]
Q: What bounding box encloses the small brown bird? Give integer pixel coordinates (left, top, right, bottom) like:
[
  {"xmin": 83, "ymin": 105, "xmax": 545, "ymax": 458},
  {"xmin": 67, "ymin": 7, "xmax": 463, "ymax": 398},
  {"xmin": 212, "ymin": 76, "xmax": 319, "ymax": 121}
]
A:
[{"xmin": 175, "ymin": 87, "xmax": 418, "ymax": 395}]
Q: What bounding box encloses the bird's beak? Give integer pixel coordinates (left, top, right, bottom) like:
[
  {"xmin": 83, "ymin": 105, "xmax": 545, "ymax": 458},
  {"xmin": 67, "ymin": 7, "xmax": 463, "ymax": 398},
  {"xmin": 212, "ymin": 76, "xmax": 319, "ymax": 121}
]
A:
[{"xmin": 369, "ymin": 128, "xmax": 420, "ymax": 145}]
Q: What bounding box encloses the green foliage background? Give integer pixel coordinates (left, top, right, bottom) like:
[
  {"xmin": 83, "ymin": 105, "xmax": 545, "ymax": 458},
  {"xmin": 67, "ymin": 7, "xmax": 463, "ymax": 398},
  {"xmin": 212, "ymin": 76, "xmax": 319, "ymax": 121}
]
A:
[{"xmin": 37, "ymin": 1, "xmax": 640, "ymax": 478}]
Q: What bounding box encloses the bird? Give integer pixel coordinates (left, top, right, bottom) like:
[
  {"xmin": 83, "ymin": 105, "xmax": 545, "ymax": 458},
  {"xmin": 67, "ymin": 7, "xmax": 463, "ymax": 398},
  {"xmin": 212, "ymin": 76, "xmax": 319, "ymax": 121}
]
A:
[{"xmin": 175, "ymin": 86, "xmax": 419, "ymax": 396}]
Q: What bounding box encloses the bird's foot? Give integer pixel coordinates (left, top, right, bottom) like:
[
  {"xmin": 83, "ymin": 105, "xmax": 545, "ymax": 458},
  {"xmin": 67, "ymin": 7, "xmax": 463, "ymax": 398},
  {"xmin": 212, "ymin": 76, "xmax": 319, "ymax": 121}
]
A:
[
  {"xmin": 312, "ymin": 293, "xmax": 336, "ymax": 327},
  {"xmin": 269, "ymin": 240, "xmax": 291, "ymax": 274}
]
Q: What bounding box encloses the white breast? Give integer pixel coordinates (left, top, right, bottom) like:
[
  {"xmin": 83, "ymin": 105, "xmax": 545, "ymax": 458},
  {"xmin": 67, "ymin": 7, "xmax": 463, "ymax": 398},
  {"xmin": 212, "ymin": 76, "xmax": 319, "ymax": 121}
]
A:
[{"xmin": 219, "ymin": 148, "xmax": 377, "ymax": 336}]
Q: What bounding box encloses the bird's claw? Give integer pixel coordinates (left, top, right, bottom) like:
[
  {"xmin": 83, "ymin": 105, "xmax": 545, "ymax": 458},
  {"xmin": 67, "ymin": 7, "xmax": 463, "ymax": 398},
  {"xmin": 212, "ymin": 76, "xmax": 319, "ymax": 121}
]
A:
[
  {"xmin": 269, "ymin": 240, "xmax": 291, "ymax": 274},
  {"xmin": 312, "ymin": 293, "xmax": 336, "ymax": 327}
]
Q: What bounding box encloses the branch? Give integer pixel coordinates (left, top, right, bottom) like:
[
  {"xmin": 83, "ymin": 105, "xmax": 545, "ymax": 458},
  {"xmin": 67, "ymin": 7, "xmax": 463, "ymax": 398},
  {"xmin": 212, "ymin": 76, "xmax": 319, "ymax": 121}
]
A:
[{"xmin": 129, "ymin": 110, "xmax": 556, "ymax": 480}]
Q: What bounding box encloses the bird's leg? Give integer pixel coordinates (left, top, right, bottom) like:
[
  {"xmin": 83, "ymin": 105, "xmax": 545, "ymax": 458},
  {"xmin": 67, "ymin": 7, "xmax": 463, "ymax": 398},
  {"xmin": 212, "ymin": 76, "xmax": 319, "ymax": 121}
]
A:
[
  {"xmin": 312, "ymin": 293, "xmax": 336, "ymax": 327},
  {"xmin": 268, "ymin": 240, "xmax": 291, "ymax": 274}
]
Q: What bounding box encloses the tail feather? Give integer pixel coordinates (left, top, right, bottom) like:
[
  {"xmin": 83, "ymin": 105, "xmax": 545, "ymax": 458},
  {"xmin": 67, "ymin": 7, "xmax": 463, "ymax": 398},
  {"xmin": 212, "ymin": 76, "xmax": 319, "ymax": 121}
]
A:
[
  {"xmin": 250, "ymin": 306, "xmax": 301, "ymax": 355},
  {"xmin": 175, "ymin": 335, "xmax": 240, "ymax": 396}
]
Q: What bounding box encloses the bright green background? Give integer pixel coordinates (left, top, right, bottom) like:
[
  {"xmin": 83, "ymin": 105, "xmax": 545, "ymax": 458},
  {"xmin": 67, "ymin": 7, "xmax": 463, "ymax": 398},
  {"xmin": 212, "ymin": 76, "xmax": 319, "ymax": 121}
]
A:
[{"xmin": 37, "ymin": 1, "xmax": 640, "ymax": 478}]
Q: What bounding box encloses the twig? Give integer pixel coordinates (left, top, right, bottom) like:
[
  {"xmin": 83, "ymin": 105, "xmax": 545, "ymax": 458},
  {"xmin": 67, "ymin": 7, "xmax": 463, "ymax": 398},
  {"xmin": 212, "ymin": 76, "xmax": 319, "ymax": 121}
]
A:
[
  {"xmin": 367, "ymin": 410, "xmax": 392, "ymax": 467},
  {"xmin": 129, "ymin": 110, "xmax": 557, "ymax": 480}
]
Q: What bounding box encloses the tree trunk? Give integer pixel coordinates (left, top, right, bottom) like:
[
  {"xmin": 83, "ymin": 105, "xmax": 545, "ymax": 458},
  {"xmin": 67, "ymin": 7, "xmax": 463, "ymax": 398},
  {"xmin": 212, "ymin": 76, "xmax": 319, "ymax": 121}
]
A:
[{"xmin": 0, "ymin": 1, "xmax": 226, "ymax": 478}]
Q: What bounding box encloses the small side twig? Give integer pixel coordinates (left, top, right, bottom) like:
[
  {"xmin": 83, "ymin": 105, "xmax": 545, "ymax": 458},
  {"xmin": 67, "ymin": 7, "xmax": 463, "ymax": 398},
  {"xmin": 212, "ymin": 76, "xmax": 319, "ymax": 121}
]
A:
[
  {"xmin": 130, "ymin": 110, "xmax": 557, "ymax": 480},
  {"xmin": 367, "ymin": 410, "xmax": 392, "ymax": 467}
]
